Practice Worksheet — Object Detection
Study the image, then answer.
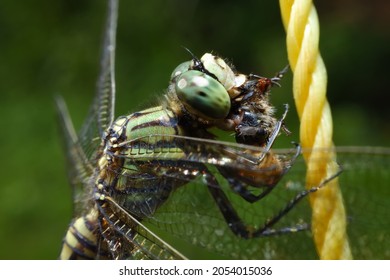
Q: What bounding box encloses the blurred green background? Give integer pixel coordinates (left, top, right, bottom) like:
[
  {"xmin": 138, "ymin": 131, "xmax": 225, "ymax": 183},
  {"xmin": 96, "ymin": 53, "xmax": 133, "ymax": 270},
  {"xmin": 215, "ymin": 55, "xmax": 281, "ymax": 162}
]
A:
[{"xmin": 0, "ymin": 0, "xmax": 389, "ymax": 259}]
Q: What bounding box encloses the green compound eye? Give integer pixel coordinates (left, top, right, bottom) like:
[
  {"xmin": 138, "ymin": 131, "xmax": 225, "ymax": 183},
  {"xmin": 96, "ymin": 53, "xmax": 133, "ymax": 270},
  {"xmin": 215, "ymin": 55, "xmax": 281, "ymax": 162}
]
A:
[
  {"xmin": 175, "ymin": 70, "xmax": 231, "ymax": 120},
  {"xmin": 170, "ymin": 61, "xmax": 192, "ymax": 80}
]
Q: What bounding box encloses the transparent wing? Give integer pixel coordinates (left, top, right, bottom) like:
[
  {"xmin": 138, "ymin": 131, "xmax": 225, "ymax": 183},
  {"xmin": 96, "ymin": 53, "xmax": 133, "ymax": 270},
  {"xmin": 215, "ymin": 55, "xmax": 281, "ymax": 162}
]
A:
[
  {"xmin": 97, "ymin": 196, "xmax": 187, "ymax": 260},
  {"xmin": 332, "ymin": 147, "xmax": 390, "ymax": 259},
  {"xmin": 56, "ymin": 0, "xmax": 118, "ymax": 216},
  {"xmin": 106, "ymin": 138, "xmax": 390, "ymax": 259},
  {"xmin": 55, "ymin": 96, "xmax": 95, "ymax": 216},
  {"xmin": 102, "ymin": 135, "xmax": 303, "ymax": 259},
  {"xmin": 78, "ymin": 0, "xmax": 118, "ymax": 163}
]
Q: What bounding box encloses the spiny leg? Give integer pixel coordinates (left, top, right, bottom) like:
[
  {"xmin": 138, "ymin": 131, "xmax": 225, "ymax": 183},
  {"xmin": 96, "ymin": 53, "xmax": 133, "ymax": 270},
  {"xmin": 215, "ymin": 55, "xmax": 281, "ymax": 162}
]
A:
[
  {"xmin": 251, "ymin": 169, "xmax": 343, "ymax": 237},
  {"xmin": 258, "ymin": 103, "xmax": 290, "ymax": 163},
  {"xmin": 204, "ymin": 171, "xmax": 303, "ymax": 238},
  {"xmin": 270, "ymin": 65, "xmax": 289, "ymax": 87},
  {"xmin": 205, "ymin": 167, "xmax": 342, "ymax": 238},
  {"xmin": 204, "ymin": 172, "xmax": 254, "ymax": 238}
]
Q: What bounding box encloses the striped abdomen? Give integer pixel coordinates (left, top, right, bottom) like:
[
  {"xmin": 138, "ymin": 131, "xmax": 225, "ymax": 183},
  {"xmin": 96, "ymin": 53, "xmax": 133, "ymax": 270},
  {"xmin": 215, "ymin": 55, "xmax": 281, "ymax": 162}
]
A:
[{"xmin": 60, "ymin": 210, "xmax": 108, "ymax": 260}]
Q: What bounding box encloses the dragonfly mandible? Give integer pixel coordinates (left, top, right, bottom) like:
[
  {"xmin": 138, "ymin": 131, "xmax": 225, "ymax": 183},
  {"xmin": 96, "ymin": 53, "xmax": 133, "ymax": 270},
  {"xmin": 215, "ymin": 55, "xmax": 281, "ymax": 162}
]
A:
[{"xmin": 56, "ymin": 0, "xmax": 390, "ymax": 260}]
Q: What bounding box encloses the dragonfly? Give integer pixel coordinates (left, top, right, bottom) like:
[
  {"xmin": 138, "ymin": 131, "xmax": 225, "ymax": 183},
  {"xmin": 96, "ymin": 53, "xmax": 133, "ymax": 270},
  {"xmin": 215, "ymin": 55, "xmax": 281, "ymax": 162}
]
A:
[{"xmin": 56, "ymin": 0, "xmax": 390, "ymax": 260}]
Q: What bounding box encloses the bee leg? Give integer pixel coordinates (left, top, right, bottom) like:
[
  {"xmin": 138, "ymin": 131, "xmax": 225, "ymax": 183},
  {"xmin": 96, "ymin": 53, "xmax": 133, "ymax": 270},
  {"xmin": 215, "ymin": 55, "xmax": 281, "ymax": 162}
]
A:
[
  {"xmin": 264, "ymin": 104, "xmax": 288, "ymax": 147},
  {"xmin": 270, "ymin": 65, "xmax": 289, "ymax": 87},
  {"xmin": 254, "ymin": 104, "xmax": 290, "ymax": 164}
]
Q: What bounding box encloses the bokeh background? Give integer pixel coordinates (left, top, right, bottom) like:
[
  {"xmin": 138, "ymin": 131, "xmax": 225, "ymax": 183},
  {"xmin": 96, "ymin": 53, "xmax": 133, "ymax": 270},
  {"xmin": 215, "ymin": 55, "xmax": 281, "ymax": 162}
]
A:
[{"xmin": 0, "ymin": 0, "xmax": 389, "ymax": 259}]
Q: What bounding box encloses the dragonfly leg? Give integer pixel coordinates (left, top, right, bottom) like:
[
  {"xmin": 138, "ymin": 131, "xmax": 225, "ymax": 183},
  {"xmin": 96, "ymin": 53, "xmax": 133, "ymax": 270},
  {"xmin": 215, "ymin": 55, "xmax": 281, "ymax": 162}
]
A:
[
  {"xmin": 205, "ymin": 167, "xmax": 342, "ymax": 238},
  {"xmin": 218, "ymin": 167, "xmax": 275, "ymax": 203},
  {"xmin": 205, "ymin": 172, "xmax": 255, "ymax": 238},
  {"xmin": 250, "ymin": 169, "xmax": 343, "ymax": 237}
]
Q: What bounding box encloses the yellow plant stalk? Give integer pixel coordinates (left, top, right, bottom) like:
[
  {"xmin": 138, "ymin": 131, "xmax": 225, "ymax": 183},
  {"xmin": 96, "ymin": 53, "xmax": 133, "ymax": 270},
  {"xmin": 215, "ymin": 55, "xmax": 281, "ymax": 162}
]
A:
[{"xmin": 279, "ymin": 0, "xmax": 352, "ymax": 259}]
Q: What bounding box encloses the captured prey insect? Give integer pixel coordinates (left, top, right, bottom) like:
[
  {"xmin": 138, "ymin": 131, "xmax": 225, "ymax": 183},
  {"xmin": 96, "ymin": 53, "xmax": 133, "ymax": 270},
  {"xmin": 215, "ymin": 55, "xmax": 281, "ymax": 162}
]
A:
[{"xmin": 56, "ymin": 0, "xmax": 390, "ymax": 260}]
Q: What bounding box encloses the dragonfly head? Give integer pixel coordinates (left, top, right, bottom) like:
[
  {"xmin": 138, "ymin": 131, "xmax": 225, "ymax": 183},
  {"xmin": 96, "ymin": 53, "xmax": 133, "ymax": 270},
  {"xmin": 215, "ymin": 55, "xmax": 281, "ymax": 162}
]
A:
[{"xmin": 170, "ymin": 52, "xmax": 248, "ymax": 121}]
